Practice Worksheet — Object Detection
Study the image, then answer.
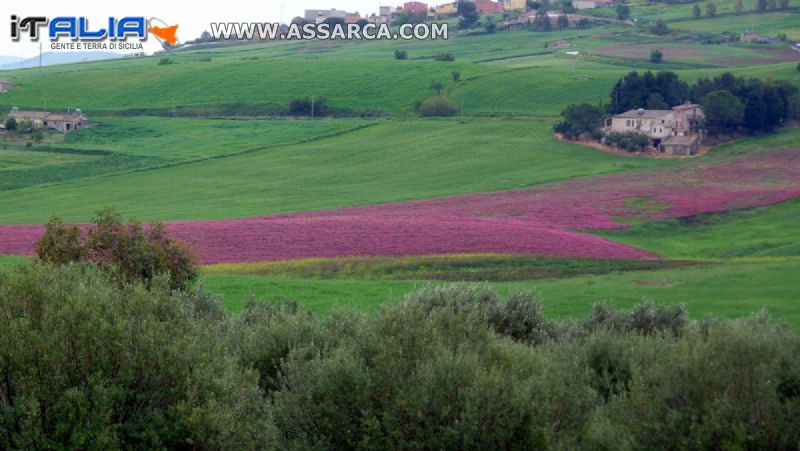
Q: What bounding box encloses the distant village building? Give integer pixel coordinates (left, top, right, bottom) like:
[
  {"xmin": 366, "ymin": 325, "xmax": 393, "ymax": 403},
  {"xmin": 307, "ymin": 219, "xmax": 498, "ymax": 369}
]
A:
[
  {"xmin": 304, "ymin": 9, "xmax": 348, "ymax": 23},
  {"xmin": 606, "ymin": 104, "xmax": 705, "ymax": 155},
  {"xmin": 573, "ymin": 0, "xmax": 614, "ymax": 9},
  {"xmin": 403, "ymin": 1, "xmax": 430, "ymax": 14},
  {"xmin": 435, "ymin": 2, "xmax": 459, "ymax": 17},
  {"xmin": 8, "ymin": 108, "xmax": 90, "ymax": 133},
  {"xmin": 472, "ymin": 0, "xmax": 505, "ymax": 13},
  {"xmin": 345, "ymin": 12, "xmax": 363, "ymax": 24},
  {"xmin": 0, "ymin": 80, "xmax": 13, "ymax": 93},
  {"xmin": 501, "ymin": 0, "xmax": 528, "ymax": 11}
]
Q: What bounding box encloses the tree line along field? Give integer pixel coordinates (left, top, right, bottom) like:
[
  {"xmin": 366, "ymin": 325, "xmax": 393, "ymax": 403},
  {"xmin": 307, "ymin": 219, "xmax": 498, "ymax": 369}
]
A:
[{"xmin": 0, "ymin": 7, "xmax": 798, "ymax": 329}]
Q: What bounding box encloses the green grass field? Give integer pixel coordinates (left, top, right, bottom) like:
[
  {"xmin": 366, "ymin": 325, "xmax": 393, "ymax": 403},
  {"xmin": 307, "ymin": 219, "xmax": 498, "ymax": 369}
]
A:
[
  {"xmin": 0, "ymin": 118, "xmax": 668, "ymax": 224},
  {"xmin": 601, "ymin": 198, "xmax": 800, "ymax": 258},
  {"xmin": 670, "ymin": 12, "xmax": 800, "ymax": 40},
  {"xmin": 202, "ymin": 260, "xmax": 800, "ymax": 327}
]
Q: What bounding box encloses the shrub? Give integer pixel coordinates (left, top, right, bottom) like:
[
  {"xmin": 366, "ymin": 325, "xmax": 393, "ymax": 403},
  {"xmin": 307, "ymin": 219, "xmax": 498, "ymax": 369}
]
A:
[
  {"xmin": 157, "ymin": 57, "xmax": 173, "ymax": 65},
  {"xmin": 4, "ymin": 117, "xmax": 17, "ymax": 131},
  {"xmin": 419, "ymin": 96, "xmax": 458, "ymax": 117},
  {"xmin": 0, "ymin": 264, "xmax": 276, "ymax": 449},
  {"xmin": 452, "ymin": 70, "xmax": 461, "ymax": 82},
  {"xmin": 288, "ymin": 96, "xmax": 327, "ymax": 116},
  {"xmin": 650, "ymin": 48, "xmax": 664, "ymax": 64},
  {"xmin": 394, "ymin": 49, "xmax": 408, "ymax": 60},
  {"xmin": 35, "ymin": 207, "xmax": 198, "ymax": 290},
  {"xmin": 3, "ymin": 275, "xmax": 800, "ymax": 449},
  {"xmin": 554, "ymin": 103, "xmax": 605, "ymax": 139},
  {"xmin": 434, "ymin": 52, "xmax": 455, "ymax": 62},
  {"xmin": 652, "ymin": 19, "xmax": 671, "ymax": 35},
  {"xmin": 605, "ymin": 131, "xmax": 652, "ymax": 151}
]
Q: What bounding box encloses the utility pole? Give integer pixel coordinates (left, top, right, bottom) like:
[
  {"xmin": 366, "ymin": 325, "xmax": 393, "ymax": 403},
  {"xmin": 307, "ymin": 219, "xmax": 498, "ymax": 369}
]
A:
[{"xmin": 311, "ymin": 96, "xmax": 315, "ymax": 119}]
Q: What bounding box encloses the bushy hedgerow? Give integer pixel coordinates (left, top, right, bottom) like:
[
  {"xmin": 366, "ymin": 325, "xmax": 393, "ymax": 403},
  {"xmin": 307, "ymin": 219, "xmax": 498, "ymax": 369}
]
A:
[
  {"xmin": 35, "ymin": 208, "xmax": 197, "ymax": 290},
  {"xmin": 1, "ymin": 268, "xmax": 799, "ymax": 449},
  {"xmin": 605, "ymin": 131, "xmax": 652, "ymax": 152},
  {"xmin": 0, "ymin": 264, "xmax": 276, "ymax": 449},
  {"xmin": 419, "ymin": 96, "xmax": 457, "ymax": 117}
]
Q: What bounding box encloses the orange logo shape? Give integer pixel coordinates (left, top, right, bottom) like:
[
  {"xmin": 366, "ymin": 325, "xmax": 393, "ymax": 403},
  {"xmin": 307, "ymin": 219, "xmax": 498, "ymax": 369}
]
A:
[{"xmin": 149, "ymin": 24, "xmax": 179, "ymax": 45}]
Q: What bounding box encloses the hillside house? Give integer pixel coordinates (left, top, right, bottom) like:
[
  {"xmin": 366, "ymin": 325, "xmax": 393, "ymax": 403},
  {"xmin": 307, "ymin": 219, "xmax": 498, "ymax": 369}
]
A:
[
  {"xmin": 8, "ymin": 108, "xmax": 90, "ymax": 133},
  {"xmin": 345, "ymin": 12, "xmax": 363, "ymax": 24},
  {"xmin": 606, "ymin": 104, "xmax": 705, "ymax": 155},
  {"xmin": 0, "ymin": 80, "xmax": 12, "ymax": 93},
  {"xmin": 404, "ymin": 1, "xmax": 430, "ymax": 14},
  {"xmin": 573, "ymin": 0, "xmax": 614, "ymax": 9},
  {"xmin": 435, "ymin": 2, "xmax": 459, "ymax": 16},
  {"xmin": 304, "ymin": 9, "xmax": 347, "ymax": 23},
  {"xmin": 502, "ymin": 0, "xmax": 528, "ymax": 11},
  {"xmin": 472, "ymin": 0, "xmax": 505, "ymax": 13}
]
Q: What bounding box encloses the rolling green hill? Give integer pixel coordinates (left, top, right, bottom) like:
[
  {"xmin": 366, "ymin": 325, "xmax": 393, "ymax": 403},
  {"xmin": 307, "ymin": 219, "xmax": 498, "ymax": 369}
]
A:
[{"xmin": 0, "ymin": 119, "xmax": 667, "ymax": 224}]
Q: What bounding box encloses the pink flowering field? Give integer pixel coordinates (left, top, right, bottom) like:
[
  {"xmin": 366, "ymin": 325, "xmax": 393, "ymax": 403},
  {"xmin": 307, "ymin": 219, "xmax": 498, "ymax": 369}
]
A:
[{"xmin": 1, "ymin": 149, "xmax": 799, "ymax": 264}]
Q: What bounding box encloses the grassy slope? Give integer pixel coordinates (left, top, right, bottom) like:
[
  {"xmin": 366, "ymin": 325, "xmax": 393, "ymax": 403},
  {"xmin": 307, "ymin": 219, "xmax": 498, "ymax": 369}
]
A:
[
  {"xmin": 0, "ymin": 118, "xmax": 368, "ymax": 193},
  {"xmin": 202, "ymin": 260, "xmax": 800, "ymax": 328},
  {"xmin": 600, "ymin": 198, "xmax": 800, "ymax": 258},
  {"xmin": 670, "ymin": 12, "xmax": 800, "ymax": 40},
  {"xmin": 62, "ymin": 117, "xmax": 370, "ymax": 160},
  {"xmin": 0, "ymin": 119, "xmax": 667, "ymax": 224}
]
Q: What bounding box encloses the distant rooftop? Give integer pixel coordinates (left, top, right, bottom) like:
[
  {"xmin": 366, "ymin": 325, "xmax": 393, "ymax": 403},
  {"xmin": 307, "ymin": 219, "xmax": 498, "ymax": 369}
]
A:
[{"xmin": 614, "ymin": 109, "xmax": 672, "ymax": 119}]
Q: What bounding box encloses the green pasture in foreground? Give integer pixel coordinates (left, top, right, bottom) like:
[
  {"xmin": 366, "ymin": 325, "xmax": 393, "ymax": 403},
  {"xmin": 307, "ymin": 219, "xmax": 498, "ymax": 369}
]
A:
[
  {"xmin": 202, "ymin": 260, "xmax": 800, "ymax": 328},
  {"xmin": 0, "ymin": 118, "xmax": 667, "ymax": 224}
]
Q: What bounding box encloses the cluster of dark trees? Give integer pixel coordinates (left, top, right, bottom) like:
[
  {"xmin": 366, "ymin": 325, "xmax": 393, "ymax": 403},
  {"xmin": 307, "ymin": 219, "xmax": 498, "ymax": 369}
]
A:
[
  {"xmin": 1, "ymin": 265, "xmax": 800, "ymax": 449},
  {"xmin": 609, "ymin": 70, "xmax": 799, "ymax": 134}
]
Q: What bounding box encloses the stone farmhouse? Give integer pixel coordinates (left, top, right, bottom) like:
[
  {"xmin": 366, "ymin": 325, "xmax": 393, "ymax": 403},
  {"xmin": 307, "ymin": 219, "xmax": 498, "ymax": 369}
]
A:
[
  {"xmin": 8, "ymin": 108, "xmax": 90, "ymax": 133},
  {"xmin": 606, "ymin": 104, "xmax": 705, "ymax": 155}
]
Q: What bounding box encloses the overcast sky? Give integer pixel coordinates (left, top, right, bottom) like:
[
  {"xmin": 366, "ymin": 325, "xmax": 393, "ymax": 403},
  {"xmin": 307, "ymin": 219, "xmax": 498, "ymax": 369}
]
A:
[{"xmin": 1, "ymin": 0, "xmax": 387, "ymax": 57}]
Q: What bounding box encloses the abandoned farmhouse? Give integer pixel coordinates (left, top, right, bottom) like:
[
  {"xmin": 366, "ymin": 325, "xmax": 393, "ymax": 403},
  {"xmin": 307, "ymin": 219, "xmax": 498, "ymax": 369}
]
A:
[
  {"xmin": 606, "ymin": 103, "xmax": 705, "ymax": 155},
  {"xmin": 7, "ymin": 108, "xmax": 90, "ymax": 133}
]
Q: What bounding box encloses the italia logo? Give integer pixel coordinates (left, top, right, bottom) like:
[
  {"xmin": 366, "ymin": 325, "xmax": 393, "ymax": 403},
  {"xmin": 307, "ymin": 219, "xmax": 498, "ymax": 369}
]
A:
[{"xmin": 10, "ymin": 15, "xmax": 179, "ymax": 45}]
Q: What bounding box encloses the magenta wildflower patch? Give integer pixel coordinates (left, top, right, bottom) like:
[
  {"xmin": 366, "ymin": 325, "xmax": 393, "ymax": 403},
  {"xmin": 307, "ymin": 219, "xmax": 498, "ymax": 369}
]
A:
[{"xmin": 1, "ymin": 149, "xmax": 799, "ymax": 263}]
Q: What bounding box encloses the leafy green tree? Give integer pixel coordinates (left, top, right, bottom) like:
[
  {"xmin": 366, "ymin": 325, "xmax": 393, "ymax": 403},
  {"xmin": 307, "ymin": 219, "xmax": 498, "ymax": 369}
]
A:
[
  {"xmin": 779, "ymin": 0, "xmax": 789, "ymax": 8},
  {"xmin": 705, "ymin": 2, "xmax": 717, "ymax": 16},
  {"xmin": 650, "ymin": 49, "xmax": 664, "ymax": 64},
  {"xmin": 692, "ymin": 4, "xmax": 702, "ymax": 17},
  {"xmin": 768, "ymin": 0, "xmax": 777, "ymax": 9},
  {"xmin": 394, "ymin": 49, "xmax": 408, "ymax": 60},
  {"xmin": 744, "ymin": 92, "xmax": 768, "ymax": 132},
  {"xmin": 4, "ymin": 117, "xmax": 18, "ymax": 131},
  {"xmin": 429, "ymin": 80, "xmax": 445, "ymax": 96},
  {"xmin": 485, "ymin": 18, "xmax": 498, "ymax": 33},
  {"xmin": 735, "ymin": 0, "xmax": 744, "ymax": 13},
  {"xmin": 647, "ymin": 92, "xmax": 669, "ymax": 109},
  {"xmin": 616, "ymin": 4, "xmax": 631, "ymax": 20},
  {"xmin": 652, "ymin": 19, "xmax": 670, "ymax": 35},
  {"xmin": 458, "ymin": 0, "xmax": 480, "ymax": 29},
  {"xmin": 757, "ymin": 0, "xmax": 769, "ymax": 11},
  {"xmin": 702, "ymin": 90, "xmax": 744, "ymax": 134},
  {"xmin": 576, "ymin": 17, "xmax": 592, "ymax": 28},
  {"xmin": 35, "ymin": 207, "xmax": 198, "ymax": 291},
  {"xmin": 419, "ymin": 96, "xmax": 457, "ymax": 116},
  {"xmin": 532, "ymin": 10, "xmax": 552, "ymax": 31},
  {"xmin": 554, "ymin": 103, "xmax": 605, "ymax": 139},
  {"xmin": 452, "ymin": 70, "xmax": 461, "ymax": 82},
  {"xmin": 557, "ymin": 14, "xmax": 570, "ymax": 29}
]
